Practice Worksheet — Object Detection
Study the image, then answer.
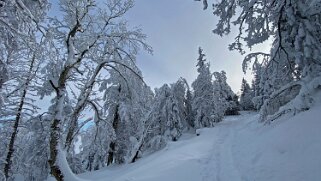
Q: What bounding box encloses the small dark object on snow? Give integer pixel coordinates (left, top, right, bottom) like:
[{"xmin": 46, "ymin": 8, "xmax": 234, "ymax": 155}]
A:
[{"xmin": 196, "ymin": 129, "xmax": 201, "ymax": 136}]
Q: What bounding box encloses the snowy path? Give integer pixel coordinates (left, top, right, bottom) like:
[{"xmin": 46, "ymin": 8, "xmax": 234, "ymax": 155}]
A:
[
  {"xmin": 81, "ymin": 108, "xmax": 321, "ymax": 181},
  {"xmin": 81, "ymin": 113, "xmax": 255, "ymax": 181},
  {"xmin": 200, "ymin": 116, "xmax": 243, "ymax": 181},
  {"xmin": 213, "ymin": 117, "xmax": 242, "ymax": 181}
]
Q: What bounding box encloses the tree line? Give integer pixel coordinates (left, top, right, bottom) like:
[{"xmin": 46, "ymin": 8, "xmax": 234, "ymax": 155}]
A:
[
  {"xmin": 0, "ymin": 1, "xmax": 243, "ymax": 180},
  {"xmin": 198, "ymin": 0, "xmax": 321, "ymax": 122},
  {"xmin": 1, "ymin": 0, "xmax": 321, "ymax": 180}
]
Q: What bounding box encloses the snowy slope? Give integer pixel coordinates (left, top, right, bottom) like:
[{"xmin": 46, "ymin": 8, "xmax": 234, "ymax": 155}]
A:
[{"xmin": 80, "ymin": 107, "xmax": 321, "ymax": 181}]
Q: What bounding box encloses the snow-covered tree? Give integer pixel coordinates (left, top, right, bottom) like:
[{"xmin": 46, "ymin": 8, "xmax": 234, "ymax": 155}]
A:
[
  {"xmin": 239, "ymin": 78, "xmax": 254, "ymax": 110},
  {"xmin": 99, "ymin": 63, "xmax": 153, "ymax": 166},
  {"xmin": 2, "ymin": 47, "xmax": 44, "ymax": 180},
  {"xmin": 78, "ymin": 116, "xmax": 114, "ymax": 172},
  {"xmin": 0, "ymin": 0, "xmax": 48, "ymax": 95},
  {"xmin": 251, "ymin": 61, "xmax": 265, "ymax": 110},
  {"xmin": 137, "ymin": 78, "xmax": 192, "ymax": 156},
  {"xmin": 0, "ymin": 2, "xmax": 49, "ymax": 179},
  {"xmin": 16, "ymin": 114, "xmax": 51, "ymax": 180},
  {"xmin": 198, "ymin": 0, "xmax": 321, "ymax": 122},
  {"xmin": 183, "ymin": 79, "xmax": 194, "ymax": 129},
  {"xmin": 148, "ymin": 83, "xmax": 185, "ymax": 142},
  {"xmin": 0, "ymin": 1, "xmax": 49, "ymax": 177},
  {"xmin": 213, "ymin": 71, "xmax": 239, "ymax": 115},
  {"xmin": 192, "ymin": 47, "xmax": 222, "ymax": 128},
  {"xmin": 171, "ymin": 78, "xmax": 189, "ymax": 129},
  {"xmin": 29, "ymin": 0, "xmax": 152, "ymax": 180},
  {"xmin": 141, "ymin": 84, "xmax": 171, "ymax": 152}
]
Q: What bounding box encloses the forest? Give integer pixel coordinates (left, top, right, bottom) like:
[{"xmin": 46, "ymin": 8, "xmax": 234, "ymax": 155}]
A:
[{"xmin": 0, "ymin": 0, "xmax": 321, "ymax": 181}]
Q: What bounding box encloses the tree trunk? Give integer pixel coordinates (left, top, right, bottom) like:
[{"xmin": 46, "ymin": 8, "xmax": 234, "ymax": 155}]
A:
[
  {"xmin": 3, "ymin": 91, "xmax": 25, "ymax": 179},
  {"xmin": 107, "ymin": 103, "xmax": 120, "ymax": 166},
  {"xmin": 48, "ymin": 84, "xmax": 67, "ymax": 180},
  {"xmin": 65, "ymin": 63, "xmax": 105, "ymax": 151},
  {"xmin": 3, "ymin": 54, "xmax": 36, "ymax": 179},
  {"xmin": 107, "ymin": 142, "xmax": 115, "ymax": 166},
  {"xmin": 130, "ymin": 142, "xmax": 143, "ymax": 163},
  {"xmin": 65, "ymin": 115, "xmax": 80, "ymax": 152},
  {"xmin": 48, "ymin": 118, "xmax": 64, "ymax": 181}
]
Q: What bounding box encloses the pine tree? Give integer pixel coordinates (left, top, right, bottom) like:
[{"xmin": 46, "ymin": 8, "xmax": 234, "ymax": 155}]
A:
[
  {"xmin": 185, "ymin": 88, "xmax": 194, "ymax": 128},
  {"xmin": 198, "ymin": 0, "xmax": 321, "ymax": 122},
  {"xmin": 150, "ymin": 83, "xmax": 185, "ymax": 141},
  {"xmin": 213, "ymin": 71, "xmax": 239, "ymax": 115},
  {"xmin": 239, "ymin": 78, "xmax": 254, "ymax": 110},
  {"xmin": 251, "ymin": 61, "xmax": 265, "ymax": 110},
  {"xmin": 171, "ymin": 78, "xmax": 189, "ymax": 128},
  {"xmin": 192, "ymin": 47, "xmax": 220, "ymax": 128}
]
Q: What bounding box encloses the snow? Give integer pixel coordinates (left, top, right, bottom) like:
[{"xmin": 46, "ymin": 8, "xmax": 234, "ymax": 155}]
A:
[
  {"xmin": 46, "ymin": 149, "xmax": 89, "ymax": 181},
  {"xmin": 74, "ymin": 136, "xmax": 82, "ymax": 154},
  {"xmin": 57, "ymin": 150, "xmax": 89, "ymax": 181},
  {"xmin": 80, "ymin": 108, "xmax": 321, "ymax": 181},
  {"xmin": 236, "ymin": 109, "xmax": 321, "ymax": 181}
]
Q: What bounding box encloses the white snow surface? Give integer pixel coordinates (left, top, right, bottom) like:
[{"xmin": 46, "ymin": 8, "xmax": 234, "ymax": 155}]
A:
[{"xmin": 80, "ymin": 108, "xmax": 321, "ymax": 181}]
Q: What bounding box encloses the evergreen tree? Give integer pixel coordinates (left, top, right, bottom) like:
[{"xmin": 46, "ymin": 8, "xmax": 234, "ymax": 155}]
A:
[
  {"xmin": 213, "ymin": 71, "xmax": 239, "ymax": 115},
  {"xmin": 149, "ymin": 82, "xmax": 185, "ymax": 142},
  {"xmin": 239, "ymin": 78, "xmax": 254, "ymax": 110},
  {"xmin": 172, "ymin": 78, "xmax": 189, "ymax": 129},
  {"xmin": 185, "ymin": 88, "xmax": 194, "ymax": 128},
  {"xmin": 192, "ymin": 47, "xmax": 221, "ymax": 128},
  {"xmin": 251, "ymin": 61, "xmax": 265, "ymax": 110},
  {"xmin": 198, "ymin": 0, "xmax": 321, "ymax": 122}
]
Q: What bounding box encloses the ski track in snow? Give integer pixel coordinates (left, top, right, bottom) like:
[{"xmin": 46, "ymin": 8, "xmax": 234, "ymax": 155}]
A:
[
  {"xmin": 81, "ymin": 114, "xmax": 253, "ymax": 181},
  {"xmin": 82, "ymin": 114, "xmax": 253, "ymax": 181},
  {"xmin": 81, "ymin": 108, "xmax": 321, "ymax": 181},
  {"xmin": 200, "ymin": 116, "xmax": 243, "ymax": 181}
]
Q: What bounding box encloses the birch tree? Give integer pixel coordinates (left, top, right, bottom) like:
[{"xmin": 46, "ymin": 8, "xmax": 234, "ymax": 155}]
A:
[
  {"xmin": 34, "ymin": 0, "xmax": 151, "ymax": 180},
  {"xmin": 0, "ymin": 1, "xmax": 49, "ymax": 179}
]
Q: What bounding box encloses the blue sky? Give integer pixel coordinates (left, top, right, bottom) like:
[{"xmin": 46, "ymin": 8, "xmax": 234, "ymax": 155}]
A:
[{"xmin": 124, "ymin": 0, "xmax": 270, "ymax": 93}]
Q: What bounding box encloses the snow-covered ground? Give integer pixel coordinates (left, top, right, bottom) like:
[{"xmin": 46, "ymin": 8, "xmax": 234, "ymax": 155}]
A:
[{"xmin": 81, "ymin": 106, "xmax": 321, "ymax": 181}]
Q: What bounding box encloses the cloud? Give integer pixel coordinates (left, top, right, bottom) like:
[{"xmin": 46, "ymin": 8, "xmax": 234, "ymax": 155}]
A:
[{"xmin": 125, "ymin": 0, "xmax": 265, "ymax": 92}]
